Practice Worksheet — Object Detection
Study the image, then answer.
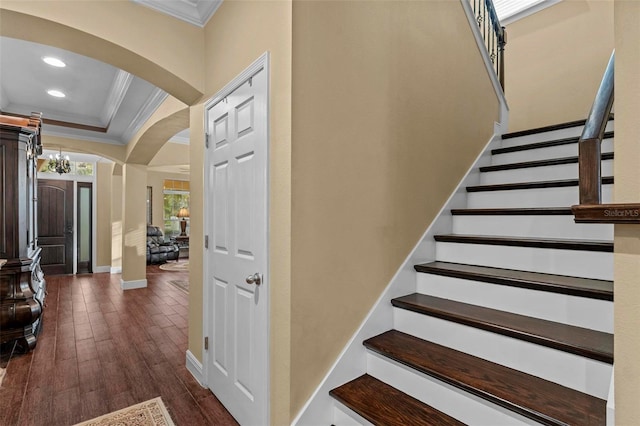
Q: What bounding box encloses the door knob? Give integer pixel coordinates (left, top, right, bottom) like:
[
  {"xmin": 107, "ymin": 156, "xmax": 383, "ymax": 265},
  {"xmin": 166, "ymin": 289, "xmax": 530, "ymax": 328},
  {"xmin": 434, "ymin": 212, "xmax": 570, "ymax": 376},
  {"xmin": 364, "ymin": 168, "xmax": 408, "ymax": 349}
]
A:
[{"xmin": 245, "ymin": 273, "xmax": 262, "ymax": 286}]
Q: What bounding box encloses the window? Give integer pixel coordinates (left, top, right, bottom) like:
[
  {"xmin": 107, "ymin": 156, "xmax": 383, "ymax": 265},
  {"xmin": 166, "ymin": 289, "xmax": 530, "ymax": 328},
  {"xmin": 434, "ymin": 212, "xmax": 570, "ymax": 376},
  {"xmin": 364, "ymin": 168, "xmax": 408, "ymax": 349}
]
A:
[
  {"xmin": 163, "ymin": 179, "xmax": 190, "ymax": 237},
  {"xmin": 36, "ymin": 159, "xmax": 95, "ymax": 176}
]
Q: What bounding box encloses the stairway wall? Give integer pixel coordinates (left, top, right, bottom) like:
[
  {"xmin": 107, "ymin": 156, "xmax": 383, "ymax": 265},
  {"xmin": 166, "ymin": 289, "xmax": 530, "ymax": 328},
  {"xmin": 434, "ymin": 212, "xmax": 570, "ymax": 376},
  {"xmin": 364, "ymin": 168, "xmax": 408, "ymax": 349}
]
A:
[
  {"xmin": 505, "ymin": 0, "xmax": 614, "ymax": 132},
  {"xmin": 613, "ymin": 0, "xmax": 640, "ymax": 422},
  {"xmin": 290, "ymin": 0, "xmax": 502, "ymax": 418}
]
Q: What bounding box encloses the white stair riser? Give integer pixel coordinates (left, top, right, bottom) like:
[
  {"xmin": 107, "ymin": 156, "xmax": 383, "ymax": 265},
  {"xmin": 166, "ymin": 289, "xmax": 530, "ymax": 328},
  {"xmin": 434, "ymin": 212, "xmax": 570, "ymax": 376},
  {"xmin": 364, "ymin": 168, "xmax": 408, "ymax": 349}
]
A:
[
  {"xmin": 416, "ymin": 274, "xmax": 613, "ymax": 332},
  {"xmin": 367, "ymin": 352, "xmax": 538, "ymax": 426},
  {"xmin": 492, "ymin": 138, "xmax": 614, "ymax": 165},
  {"xmin": 393, "ymin": 309, "xmax": 613, "ymax": 398},
  {"xmin": 467, "ymin": 185, "xmax": 614, "ymax": 209},
  {"xmin": 480, "ymin": 160, "xmax": 614, "ymax": 185},
  {"xmin": 435, "ymin": 241, "xmax": 613, "ymax": 280},
  {"xmin": 499, "ymin": 121, "xmax": 614, "ymax": 149},
  {"xmin": 452, "ymin": 214, "xmax": 613, "ymax": 240},
  {"xmin": 333, "ymin": 403, "xmax": 372, "ymax": 426}
]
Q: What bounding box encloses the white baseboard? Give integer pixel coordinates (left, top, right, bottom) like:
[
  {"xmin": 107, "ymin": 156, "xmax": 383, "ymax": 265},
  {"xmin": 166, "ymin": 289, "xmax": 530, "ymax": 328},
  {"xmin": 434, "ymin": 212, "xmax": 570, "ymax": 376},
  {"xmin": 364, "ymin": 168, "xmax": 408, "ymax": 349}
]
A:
[
  {"xmin": 121, "ymin": 278, "xmax": 147, "ymax": 290},
  {"xmin": 607, "ymin": 370, "xmax": 615, "ymax": 426},
  {"xmin": 110, "ymin": 266, "xmax": 122, "ymax": 274},
  {"xmin": 94, "ymin": 266, "xmax": 111, "ymax": 273},
  {"xmin": 186, "ymin": 350, "xmax": 206, "ymax": 388}
]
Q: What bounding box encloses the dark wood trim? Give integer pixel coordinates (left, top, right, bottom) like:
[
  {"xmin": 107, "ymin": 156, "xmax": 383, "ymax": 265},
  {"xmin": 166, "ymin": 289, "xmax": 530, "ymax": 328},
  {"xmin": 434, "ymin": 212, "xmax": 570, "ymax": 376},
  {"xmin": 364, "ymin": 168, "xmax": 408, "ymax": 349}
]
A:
[
  {"xmin": 1, "ymin": 111, "xmax": 107, "ymax": 133},
  {"xmin": 492, "ymin": 131, "xmax": 614, "ymax": 155},
  {"xmin": 363, "ymin": 330, "xmax": 607, "ymax": 425},
  {"xmin": 578, "ymin": 138, "xmax": 603, "ymax": 204},
  {"xmin": 451, "ymin": 207, "xmax": 572, "ymax": 215},
  {"xmin": 329, "ymin": 374, "xmax": 465, "ymax": 426},
  {"xmin": 434, "ymin": 234, "xmax": 613, "ymax": 252},
  {"xmin": 466, "ymin": 176, "xmax": 614, "ymax": 193},
  {"xmin": 391, "ymin": 294, "xmax": 613, "ymax": 363},
  {"xmin": 572, "ymin": 203, "xmax": 640, "ymax": 224},
  {"xmin": 44, "ymin": 118, "xmax": 108, "ymax": 133},
  {"xmin": 502, "ymin": 116, "xmax": 613, "ymax": 140},
  {"xmin": 480, "ymin": 152, "xmax": 613, "ymax": 173},
  {"xmin": 414, "ymin": 261, "xmax": 613, "ymax": 301}
]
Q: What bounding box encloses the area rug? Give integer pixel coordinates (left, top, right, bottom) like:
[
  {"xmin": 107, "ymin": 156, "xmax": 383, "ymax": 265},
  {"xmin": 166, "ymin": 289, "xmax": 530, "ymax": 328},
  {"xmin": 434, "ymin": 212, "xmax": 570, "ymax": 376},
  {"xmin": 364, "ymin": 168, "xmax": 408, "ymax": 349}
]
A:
[
  {"xmin": 74, "ymin": 397, "xmax": 175, "ymax": 426},
  {"xmin": 159, "ymin": 261, "xmax": 189, "ymax": 272},
  {"xmin": 168, "ymin": 280, "xmax": 189, "ymax": 293}
]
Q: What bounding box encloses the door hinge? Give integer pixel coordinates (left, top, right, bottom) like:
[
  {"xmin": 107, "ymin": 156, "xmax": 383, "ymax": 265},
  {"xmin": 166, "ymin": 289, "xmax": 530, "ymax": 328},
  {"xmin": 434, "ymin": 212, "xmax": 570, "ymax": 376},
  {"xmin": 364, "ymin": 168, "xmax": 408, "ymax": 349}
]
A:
[
  {"xmin": 204, "ymin": 235, "xmax": 209, "ymax": 249},
  {"xmin": 204, "ymin": 336, "xmax": 209, "ymax": 351},
  {"xmin": 205, "ymin": 133, "xmax": 210, "ymax": 149}
]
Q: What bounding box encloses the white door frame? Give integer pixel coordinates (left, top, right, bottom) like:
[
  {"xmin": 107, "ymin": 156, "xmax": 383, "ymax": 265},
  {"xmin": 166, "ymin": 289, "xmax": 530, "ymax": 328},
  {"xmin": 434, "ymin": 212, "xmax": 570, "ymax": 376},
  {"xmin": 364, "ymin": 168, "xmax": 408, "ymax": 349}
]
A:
[{"xmin": 202, "ymin": 51, "xmax": 270, "ymax": 422}]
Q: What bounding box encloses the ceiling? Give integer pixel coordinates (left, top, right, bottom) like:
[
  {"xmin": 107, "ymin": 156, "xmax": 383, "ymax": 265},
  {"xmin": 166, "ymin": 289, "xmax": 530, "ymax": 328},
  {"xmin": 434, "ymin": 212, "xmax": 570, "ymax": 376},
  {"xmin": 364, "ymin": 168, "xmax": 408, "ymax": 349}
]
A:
[{"xmin": 0, "ymin": 0, "xmax": 222, "ymax": 152}]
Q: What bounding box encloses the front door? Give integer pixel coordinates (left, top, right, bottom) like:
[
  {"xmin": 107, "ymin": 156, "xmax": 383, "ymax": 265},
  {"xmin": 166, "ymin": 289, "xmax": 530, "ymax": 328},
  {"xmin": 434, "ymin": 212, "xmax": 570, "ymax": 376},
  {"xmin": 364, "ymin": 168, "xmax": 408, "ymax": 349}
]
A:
[
  {"xmin": 38, "ymin": 179, "xmax": 74, "ymax": 275},
  {"xmin": 205, "ymin": 58, "xmax": 269, "ymax": 425}
]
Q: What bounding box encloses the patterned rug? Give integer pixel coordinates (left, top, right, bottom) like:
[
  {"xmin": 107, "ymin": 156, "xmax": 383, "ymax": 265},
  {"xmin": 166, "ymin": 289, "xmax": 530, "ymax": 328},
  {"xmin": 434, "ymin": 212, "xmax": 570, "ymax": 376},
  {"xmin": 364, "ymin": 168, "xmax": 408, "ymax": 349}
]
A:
[
  {"xmin": 159, "ymin": 261, "xmax": 189, "ymax": 272},
  {"xmin": 74, "ymin": 397, "xmax": 175, "ymax": 426},
  {"xmin": 168, "ymin": 280, "xmax": 189, "ymax": 293}
]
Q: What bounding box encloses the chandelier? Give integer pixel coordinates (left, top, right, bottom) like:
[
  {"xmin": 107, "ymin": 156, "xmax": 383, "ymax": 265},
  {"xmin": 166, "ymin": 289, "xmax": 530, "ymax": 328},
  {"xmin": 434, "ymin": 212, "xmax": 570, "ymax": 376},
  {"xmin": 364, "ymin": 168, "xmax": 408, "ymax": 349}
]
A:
[{"xmin": 48, "ymin": 149, "xmax": 71, "ymax": 174}]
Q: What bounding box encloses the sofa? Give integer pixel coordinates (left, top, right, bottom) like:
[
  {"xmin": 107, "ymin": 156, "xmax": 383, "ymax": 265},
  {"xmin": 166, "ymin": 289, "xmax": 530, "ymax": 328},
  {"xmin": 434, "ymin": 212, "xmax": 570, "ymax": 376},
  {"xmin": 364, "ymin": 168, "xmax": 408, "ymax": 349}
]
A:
[{"xmin": 146, "ymin": 225, "xmax": 180, "ymax": 264}]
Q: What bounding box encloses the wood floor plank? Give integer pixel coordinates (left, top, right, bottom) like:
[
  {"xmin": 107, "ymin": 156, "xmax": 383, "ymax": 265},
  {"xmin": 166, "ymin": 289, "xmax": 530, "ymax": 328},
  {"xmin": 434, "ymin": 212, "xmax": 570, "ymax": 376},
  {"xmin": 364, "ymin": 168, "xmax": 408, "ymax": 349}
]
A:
[{"xmin": 0, "ymin": 267, "xmax": 235, "ymax": 426}]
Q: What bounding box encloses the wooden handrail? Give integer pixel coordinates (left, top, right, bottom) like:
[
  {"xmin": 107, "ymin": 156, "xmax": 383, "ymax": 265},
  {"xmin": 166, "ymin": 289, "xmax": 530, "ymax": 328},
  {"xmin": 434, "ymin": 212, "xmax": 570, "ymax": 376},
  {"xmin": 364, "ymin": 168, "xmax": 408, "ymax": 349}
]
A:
[{"xmin": 572, "ymin": 51, "xmax": 640, "ymax": 224}]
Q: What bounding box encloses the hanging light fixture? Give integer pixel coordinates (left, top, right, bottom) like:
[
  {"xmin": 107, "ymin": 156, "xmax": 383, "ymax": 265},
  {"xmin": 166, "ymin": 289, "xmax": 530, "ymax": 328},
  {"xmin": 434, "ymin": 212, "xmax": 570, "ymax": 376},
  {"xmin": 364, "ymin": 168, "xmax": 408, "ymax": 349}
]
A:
[{"xmin": 48, "ymin": 149, "xmax": 71, "ymax": 174}]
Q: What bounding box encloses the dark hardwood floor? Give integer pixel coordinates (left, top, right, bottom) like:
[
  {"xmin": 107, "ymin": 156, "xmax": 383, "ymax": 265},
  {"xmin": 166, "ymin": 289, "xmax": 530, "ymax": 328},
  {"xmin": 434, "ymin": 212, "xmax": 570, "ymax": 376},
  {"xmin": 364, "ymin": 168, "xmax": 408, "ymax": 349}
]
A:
[{"xmin": 0, "ymin": 264, "xmax": 238, "ymax": 426}]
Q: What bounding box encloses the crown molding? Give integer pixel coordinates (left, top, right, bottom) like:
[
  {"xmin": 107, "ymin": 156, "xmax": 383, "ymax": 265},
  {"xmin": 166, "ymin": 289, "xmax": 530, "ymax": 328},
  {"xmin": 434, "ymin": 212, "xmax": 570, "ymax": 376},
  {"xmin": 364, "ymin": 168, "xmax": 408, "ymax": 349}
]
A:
[
  {"xmin": 101, "ymin": 69, "xmax": 133, "ymax": 127},
  {"xmin": 121, "ymin": 87, "xmax": 169, "ymax": 143},
  {"xmin": 131, "ymin": 0, "xmax": 223, "ymax": 27}
]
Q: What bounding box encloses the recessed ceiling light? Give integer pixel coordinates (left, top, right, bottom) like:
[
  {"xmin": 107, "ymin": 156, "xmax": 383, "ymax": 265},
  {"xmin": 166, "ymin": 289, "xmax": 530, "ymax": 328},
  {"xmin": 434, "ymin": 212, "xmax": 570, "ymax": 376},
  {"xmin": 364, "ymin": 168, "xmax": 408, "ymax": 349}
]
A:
[
  {"xmin": 43, "ymin": 56, "xmax": 66, "ymax": 67},
  {"xmin": 47, "ymin": 89, "xmax": 66, "ymax": 98}
]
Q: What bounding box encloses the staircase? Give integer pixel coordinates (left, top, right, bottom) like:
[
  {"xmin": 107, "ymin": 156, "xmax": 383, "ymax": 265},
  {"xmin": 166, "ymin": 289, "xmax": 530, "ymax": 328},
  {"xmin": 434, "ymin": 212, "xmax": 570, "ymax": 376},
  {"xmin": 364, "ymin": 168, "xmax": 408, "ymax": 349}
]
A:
[{"xmin": 329, "ymin": 119, "xmax": 615, "ymax": 425}]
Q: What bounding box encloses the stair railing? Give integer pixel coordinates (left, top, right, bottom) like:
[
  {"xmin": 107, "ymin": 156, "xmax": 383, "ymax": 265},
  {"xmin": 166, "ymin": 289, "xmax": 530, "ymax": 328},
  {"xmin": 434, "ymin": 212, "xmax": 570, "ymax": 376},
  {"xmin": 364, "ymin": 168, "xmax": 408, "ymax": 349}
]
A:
[
  {"xmin": 470, "ymin": 0, "xmax": 507, "ymax": 89},
  {"xmin": 572, "ymin": 51, "xmax": 640, "ymax": 223}
]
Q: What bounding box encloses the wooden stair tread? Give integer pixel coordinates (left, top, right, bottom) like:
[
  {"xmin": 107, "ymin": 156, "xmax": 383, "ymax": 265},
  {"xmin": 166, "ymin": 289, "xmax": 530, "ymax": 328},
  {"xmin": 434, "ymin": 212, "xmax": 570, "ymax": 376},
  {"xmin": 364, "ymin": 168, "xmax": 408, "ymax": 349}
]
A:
[
  {"xmin": 414, "ymin": 261, "xmax": 613, "ymax": 301},
  {"xmin": 492, "ymin": 131, "xmax": 614, "ymax": 155},
  {"xmin": 480, "ymin": 152, "xmax": 613, "ymax": 173},
  {"xmin": 364, "ymin": 330, "xmax": 607, "ymax": 425},
  {"xmin": 466, "ymin": 176, "xmax": 614, "ymax": 192},
  {"xmin": 391, "ymin": 294, "xmax": 613, "ymax": 363},
  {"xmin": 501, "ymin": 117, "xmax": 613, "ymax": 139},
  {"xmin": 434, "ymin": 234, "xmax": 613, "ymax": 252},
  {"xmin": 451, "ymin": 207, "xmax": 572, "ymax": 215},
  {"xmin": 329, "ymin": 374, "xmax": 466, "ymax": 426}
]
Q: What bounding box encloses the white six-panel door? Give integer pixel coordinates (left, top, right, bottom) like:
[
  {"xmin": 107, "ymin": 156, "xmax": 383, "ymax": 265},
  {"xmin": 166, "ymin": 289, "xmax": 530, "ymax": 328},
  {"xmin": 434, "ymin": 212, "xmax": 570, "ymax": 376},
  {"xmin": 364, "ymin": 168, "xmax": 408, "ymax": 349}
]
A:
[{"xmin": 204, "ymin": 57, "xmax": 269, "ymax": 426}]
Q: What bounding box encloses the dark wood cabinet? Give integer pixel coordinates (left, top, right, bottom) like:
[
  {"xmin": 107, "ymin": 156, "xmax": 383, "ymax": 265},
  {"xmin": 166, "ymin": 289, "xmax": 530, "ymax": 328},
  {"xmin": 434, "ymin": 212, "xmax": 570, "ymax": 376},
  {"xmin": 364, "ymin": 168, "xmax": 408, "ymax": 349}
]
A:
[{"xmin": 0, "ymin": 113, "xmax": 45, "ymax": 351}]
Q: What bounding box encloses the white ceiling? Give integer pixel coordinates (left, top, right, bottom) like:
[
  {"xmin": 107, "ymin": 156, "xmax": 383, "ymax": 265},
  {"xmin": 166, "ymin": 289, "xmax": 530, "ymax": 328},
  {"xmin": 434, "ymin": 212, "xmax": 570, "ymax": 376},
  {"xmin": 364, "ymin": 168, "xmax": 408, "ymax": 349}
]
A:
[
  {"xmin": 0, "ymin": 36, "xmax": 170, "ymax": 146},
  {"xmin": 0, "ymin": 0, "xmax": 221, "ymax": 150}
]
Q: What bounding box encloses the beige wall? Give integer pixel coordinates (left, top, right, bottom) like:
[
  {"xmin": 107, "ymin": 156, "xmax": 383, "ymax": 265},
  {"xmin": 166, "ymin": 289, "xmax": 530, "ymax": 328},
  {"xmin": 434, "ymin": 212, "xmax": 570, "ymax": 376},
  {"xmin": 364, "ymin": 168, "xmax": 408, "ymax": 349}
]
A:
[
  {"xmin": 290, "ymin": 0, "xmax": 498, "ymax": 417},
  {"xmin": 148, "ymin": 142, "xmax": 190, "ymax": 170},
  {"xmin": 195, "ymin": 1, "xmax": 293, "ymax": 423},
  {"xmin": 121, "ymin": 164, "xmax": 147, "ymax": 283},
  {"xmin": 96, "ymin": 162, "xmax": 113, "ymax": 268},
  {"xmin": 614, "ymin": 0, "xmax": 640, "ymax": 423},
  {"xmin": 505, "ymin": 0, "xmax": 614, "ymax": 132},
  {"xmin": 110, "ymin": 165, "xmax": 123, "ymax": 271}
]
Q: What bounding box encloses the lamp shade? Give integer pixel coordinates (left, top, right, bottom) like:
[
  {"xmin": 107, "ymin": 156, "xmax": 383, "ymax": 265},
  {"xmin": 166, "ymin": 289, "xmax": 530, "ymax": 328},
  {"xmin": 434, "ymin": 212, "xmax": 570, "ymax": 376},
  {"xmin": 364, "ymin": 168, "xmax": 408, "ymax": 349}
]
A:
[{"xmin": 177, "ymin": 208, "xmax": 189, "ymax": 218}]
